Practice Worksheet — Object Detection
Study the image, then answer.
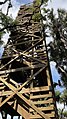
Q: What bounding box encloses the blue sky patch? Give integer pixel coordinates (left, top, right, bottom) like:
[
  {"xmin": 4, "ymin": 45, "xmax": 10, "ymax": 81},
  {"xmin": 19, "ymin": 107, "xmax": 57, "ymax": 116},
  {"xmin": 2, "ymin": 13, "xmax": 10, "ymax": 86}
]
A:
[{"xmin": 16, "ymin": 0, "xmax": 33, "ymax": 4}]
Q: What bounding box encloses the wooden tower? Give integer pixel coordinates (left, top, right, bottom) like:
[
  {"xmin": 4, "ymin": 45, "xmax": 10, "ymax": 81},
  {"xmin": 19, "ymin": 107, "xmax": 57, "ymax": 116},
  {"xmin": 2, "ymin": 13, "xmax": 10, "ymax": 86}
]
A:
[{"xmin": 0, "ymin": 1, "xmax": 58, "ymax": 119}]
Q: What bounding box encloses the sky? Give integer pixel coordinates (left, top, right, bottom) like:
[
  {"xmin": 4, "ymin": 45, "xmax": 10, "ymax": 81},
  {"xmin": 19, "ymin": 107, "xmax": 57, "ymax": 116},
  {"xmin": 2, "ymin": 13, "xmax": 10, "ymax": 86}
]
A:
[{"xmin": 0, "ymin": 0, "xmax": 67, "ymax": 118}]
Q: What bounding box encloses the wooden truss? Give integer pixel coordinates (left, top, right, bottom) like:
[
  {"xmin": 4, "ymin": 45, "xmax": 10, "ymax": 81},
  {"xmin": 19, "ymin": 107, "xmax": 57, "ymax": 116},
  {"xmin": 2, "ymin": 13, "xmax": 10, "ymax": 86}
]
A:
[{"xmin": 0, "ymin": 2, "xmax": 58, "ymax": 119}]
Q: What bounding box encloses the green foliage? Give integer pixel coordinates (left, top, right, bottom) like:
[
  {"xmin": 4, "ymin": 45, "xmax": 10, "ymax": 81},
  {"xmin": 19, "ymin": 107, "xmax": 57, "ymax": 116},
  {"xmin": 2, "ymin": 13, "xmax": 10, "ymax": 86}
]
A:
[
  {"xmin": 32, "ymin": 12, "xmax": 41, "ymax": 22},
  {"xmin": 44, "ymin": 8, "xmax": 67, "ymax": 88},
  {"xmin": 63, "ymin": 111, "xmax": 67, "ymax": 117},
  {"xmin": 34, "ymin": 0, "xmax": 49, "ymax": 6},
  {"xmin": 0, "ymin": 11, "xmax": 13, "ymax": 25},
  {"xmin": 60, "ymin": 89, "xmax": 67, "ymax": 104},
  {"xmin": 55, "ymin": 90, "xmax": 67, "ymax": 118},
  {"xmin": 31, "ymin": 0, "xmax": 49, "ymax": 22},
  {"xmin": 34, "ymin": 0, "xmax": 41, "ymax": 6},
  {"xmin": 55, "ymin": 90, "xmax": 61, "ymax": 102},
  {"xmin": 0, "ymin": 10, "xmax": 18, "ymax": 46},
  {"xmin": 0, "ymin": 11, "xmax": 18, "ymax": 28}
]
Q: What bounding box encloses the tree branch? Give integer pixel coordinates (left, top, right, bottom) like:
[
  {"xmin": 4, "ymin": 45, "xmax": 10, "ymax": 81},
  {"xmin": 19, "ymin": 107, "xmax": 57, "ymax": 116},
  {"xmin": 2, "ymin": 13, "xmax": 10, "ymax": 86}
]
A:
[
  {"xmin": 58, "ymin": 66, "xmax": 67, "ymax": 77},
  {"xmin": 0, "ymin": 0, "xmax": 8, "ymax": 5}
]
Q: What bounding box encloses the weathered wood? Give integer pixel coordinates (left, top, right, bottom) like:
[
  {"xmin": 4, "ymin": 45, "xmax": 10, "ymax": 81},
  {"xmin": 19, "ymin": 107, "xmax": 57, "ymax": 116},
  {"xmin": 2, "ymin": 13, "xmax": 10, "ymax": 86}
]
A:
[
  {"xmin": 8, "ymin": 101, "xmax": 30, "ymax": 119},
  {"xmin": 13, "ymin": 49, "xmax": 47, "ymax": 65},
  {"xmin": 0, "ymin": 86, "xmax": 5, "ymax": 90},
  {"xmin": 33, "ymin": 98, "xmax": 53, "ymax": 105},
  {"xmin": 0, "ymin": 2, "xmax": 58, "ymax": 119},
  {"xmin": 0, "ymin": 88, "xmax": 52, "ymax": 97},
  {"xmin": 0, "ymin": 77, "xmax": 50, "ymax": 119},
  {"xmin": 0, "ymin": 67, "xmax": 46, "ymax": 106},
  {"xmin": 0, "ymin": 64, "xmax": 45, "ymax": 74},
  {"xmin": 0, "ymin": 55, "xmax": 19, "ymax": 70},
  {"xmin": 6, "ymin": 39, "xmax": 39, "ymax": 48},
  {"xmin": 30, "ymin": 105, "xmax": 54, "ymax": 112},
  {"xmin": 20, "ymin": 86, "xmax": 50, "ymax": 94},
  {"xmin": 30, "ymin": 92, "xmax": 52, "ymax": 99},
  {"xmin": 0, "ymin": 92, "xmax": 15, "ymax": 107},
  {"xmin": 30, "ymin": 112, "xmax": 55, "ymax": 118},
  {"xmin": 23, "ymin": 38, "xmax": 43, "ymax": 53}
]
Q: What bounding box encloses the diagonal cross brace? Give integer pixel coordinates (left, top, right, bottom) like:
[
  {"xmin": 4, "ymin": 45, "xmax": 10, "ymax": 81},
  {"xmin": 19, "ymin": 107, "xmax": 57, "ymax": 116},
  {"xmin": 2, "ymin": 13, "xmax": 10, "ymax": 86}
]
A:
[
  {"xmin": 0, "ymin": 38, "xmax": 44, "ymax": 70},
  {"xmin": 0, "ymin": 78, "xmax": 50, "ymax": 119},
  {"xmin": 0, "ymin": 68, "xmax": 50, "ymax": 119},
  {"xmin": 0, "ymin": 67, "xmax": 45, "ymax": 107}
]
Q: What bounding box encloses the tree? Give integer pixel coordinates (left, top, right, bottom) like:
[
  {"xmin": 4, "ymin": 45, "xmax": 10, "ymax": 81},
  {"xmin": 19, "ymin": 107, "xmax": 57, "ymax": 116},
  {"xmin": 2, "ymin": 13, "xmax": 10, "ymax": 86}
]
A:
[
  {"xmin": 0, "ymin": 0, "xmax": 18, "ymax": 46},
  {"xmin": 43, "ymin": 8, "xmax": 67, "ymax": 88},
  {"xmin": 63, "ymin": 111, "xmax": 67, "ymax": 118},
  {"xmin": 55, "ymin": 89, "xmax": 67, "ymax": 119},
  {"xmin": 31, "ymin": 1, "xmax": 67, "ymax": 88},
  {"xmin": 0, "ymin": 0, "xmax": 18, "ymax": 117}
]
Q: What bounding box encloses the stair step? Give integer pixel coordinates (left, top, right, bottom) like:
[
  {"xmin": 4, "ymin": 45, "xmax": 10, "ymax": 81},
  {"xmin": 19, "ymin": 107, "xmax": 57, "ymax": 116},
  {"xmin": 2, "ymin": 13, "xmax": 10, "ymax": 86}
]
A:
[
  {"xmin": 30, "ymin": 105, "xmax": 54, "ymax": 112},
  {"xmin": 30, "ymin": 112, "xmax": 55, "ymax": 119}
]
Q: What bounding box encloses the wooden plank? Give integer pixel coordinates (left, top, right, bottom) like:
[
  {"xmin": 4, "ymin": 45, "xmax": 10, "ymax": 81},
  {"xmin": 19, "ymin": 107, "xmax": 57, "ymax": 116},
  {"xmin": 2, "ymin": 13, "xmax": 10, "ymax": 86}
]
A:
[
  {"xmin": 30, "ymin": 93, "xmax": 52, "ymax": 99},
  {"xmin": 0, "ymin": 91, "xmax": 13, "ymax": 96},
  {"xmin": 16, "ymin": 67, "xmax": 46, "ymax": 91},
  {"xmin": 0, "ymin": 74, "xmax": 8, "ymax": 78},
  {"xmin": 8, "ymin": 101, "xmax": 30, "ymax": 119},
  {"xmin": 33, "ymin": 98, "xmax": 53, "ymax": 105},
  {"xmin": 30, "ymin": 86, "xmax": 50, "ymax": 92},
  {"xmin": 46, "ymin": 69, "xmax": 51, "ymax": 86},
  {"xmin": 13, "ymin": 49, "xmax": 47, "ymax": 65},
  {"xmin": 0, "ymin": 83, "xmax": 4, "ymax": 86},
  {"xmin": 7, "ymin": 39, "xmax": 39, "ymax": 48},
  {"xmin": 0, "ymin": 64, "xmax": 45, "ymax": 75},
  {"xmin": 30, "ymin": 105, "xmax": 54, "ymax": 112},
  {"xmin": 0, "ymin": 86, "xmax": 5, "ymax": 90},
  {"xmin": 0, "ymin": 89, "xmax": 52, "ymax": 98},
  {"xmin": 0, "ymin": 97, "xmax": 2, "ymax": 104},
  {"xmin": 0, "ymin": 54, "xmax": 17, "ymax": 60},
  {"xmin": 0, "ymin": 77, "xmax": 50, "ymax": 119},
  {"xmin": 0, "ymin": 91, "xmax": 52, "ymax": 98},
  {"xmin": 0, "ymin": 66, "xmax": 45, "ymax": 97},
  {"xmin": 10, "ymin": 79, "xmax": 19, "ymax": 87},
  {"xmin": 0, "ymin": 55, "xmax": 19, "ymax": 70},
  {"xmin": 0, "ymin": 93, "xmax": 15, "ymax": 107},
  {"xmin": 23, "ymin": 38, "xmax": 43, "ymax": 54},
  {"xmin": 17, "ymin": 94, "xmax": 50, "ymax": 119},
  {"xmin": 20, "ymin": 86, "xmax": 50, "ymax": 94},
  {"xmin": 30, "ymin": 112, "xmax": 55, "ymax": 118}
]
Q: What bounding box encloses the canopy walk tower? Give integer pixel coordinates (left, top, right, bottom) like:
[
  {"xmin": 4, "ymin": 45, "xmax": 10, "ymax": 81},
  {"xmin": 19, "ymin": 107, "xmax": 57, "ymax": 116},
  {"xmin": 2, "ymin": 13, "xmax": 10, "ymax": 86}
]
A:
[{"xmin": 0, "ymin": 1, "xmax": 58, "ymax": 119}]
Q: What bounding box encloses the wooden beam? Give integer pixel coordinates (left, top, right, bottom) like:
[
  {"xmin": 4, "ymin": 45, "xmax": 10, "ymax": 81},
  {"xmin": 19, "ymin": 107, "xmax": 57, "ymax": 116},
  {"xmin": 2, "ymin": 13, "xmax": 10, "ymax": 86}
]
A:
[
  {"xmin": 30, "ymin": 105, "xmax": 54, "ymax": 112},
  {"xmin": 0, "ymin": 88, "xmax": 52, "ymax": 97},
  {"xmin": 0, "ymin": 64, "xmax": 45, "ymax": 75},
  {"xmin": 0, "ymin": 92, "xmax": 15, "ymax": 107},
  {"xmin": 0, "ymin": 55, "xmax": 19, "ymax": 70},
  {"xmin": 30, "ymin": 112, "xmax": 55, "ymax": 118},
  {"xmin": 17, "ymin": 94, "xmax": 50, "ymax": 119},
  {"xmin": 13, "ymin": 49, "xmax": 47, "ymax": 65},
  {"xmin": 33, "ymin": 98, "xmax": 53, "ymax": 105},
  {"xmin": 0, "ymin": 67, "xmax": 45, "ymax": 105},
  {"xmin": 30, "ymin": 92, "xmax": 52, "ymax": 99},
  {"xmin": 6, "ymin": 39, "xmax": 39, "ymax": 48},
  {"xmin": 20, "ymin": 86, "xmax": 50, "ymax": 93},
  {"xmin": 8, "ymin": 101, "xmax": 30, "ymax": 119},
  {"xmin": 17, "ymin": 66, "xmax": 46, "ymax": 91},
  {"xmin": 0, "ymin": 76, "xmax": 50, "ymax": 119},
  {"xmin": 23, "ymin": 38, "xmax": 43, "ymax": 54}
]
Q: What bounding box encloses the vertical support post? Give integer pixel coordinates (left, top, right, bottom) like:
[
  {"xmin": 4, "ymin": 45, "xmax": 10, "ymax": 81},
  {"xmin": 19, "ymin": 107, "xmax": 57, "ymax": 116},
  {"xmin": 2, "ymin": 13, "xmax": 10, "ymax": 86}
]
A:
[{"xmin": 11, "ymin": 116, "xmax": 13, "ymax": 119}]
